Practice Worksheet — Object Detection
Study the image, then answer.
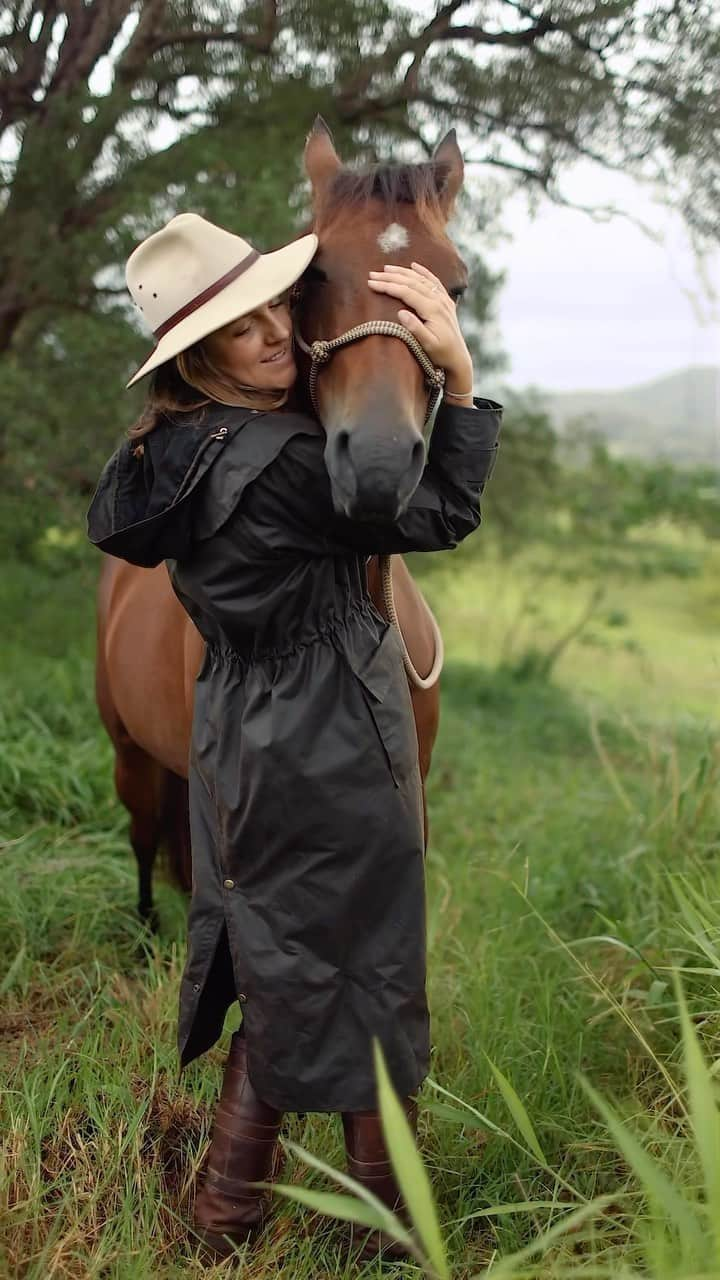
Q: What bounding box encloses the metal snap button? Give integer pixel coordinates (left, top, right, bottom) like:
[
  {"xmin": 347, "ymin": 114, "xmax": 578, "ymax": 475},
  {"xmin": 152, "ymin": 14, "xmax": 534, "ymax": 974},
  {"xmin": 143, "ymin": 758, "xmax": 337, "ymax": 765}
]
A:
[
  {"xmin": 238, "ymin": 993, "xmax": 248, "ymax": 1003},
  {"xmin": 192, "ymin": 982, "xmax": 201, "ymax": 992},
  {"xmin": 223, "ymin": 878, "xmax": 235, "ymax": 889}
]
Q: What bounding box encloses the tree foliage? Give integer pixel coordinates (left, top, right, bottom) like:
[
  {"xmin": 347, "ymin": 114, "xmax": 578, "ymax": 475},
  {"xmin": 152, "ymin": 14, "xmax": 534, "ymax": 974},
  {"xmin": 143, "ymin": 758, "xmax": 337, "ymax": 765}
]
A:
[
  {"xmin": 2, "ymin": 1, "xmax": 717, "ymax": 346},
  {"xmin": 477, "ymin": 393, "xmax": 719, "ymax": 559},
  {"xmin": 0, "ymin": 0, "xmax": 717, "ymax": 517},
  {"xmin": 562, "ymin": 439, "xmax": 720, "ymax": 542}
]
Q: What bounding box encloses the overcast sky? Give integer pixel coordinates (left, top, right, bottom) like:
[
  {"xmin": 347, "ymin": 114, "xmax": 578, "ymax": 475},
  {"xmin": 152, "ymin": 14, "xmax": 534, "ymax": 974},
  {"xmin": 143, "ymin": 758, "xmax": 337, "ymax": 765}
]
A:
[{"xmin": 481, "ymin": 162, "xmax": 720, "ymax": 393}]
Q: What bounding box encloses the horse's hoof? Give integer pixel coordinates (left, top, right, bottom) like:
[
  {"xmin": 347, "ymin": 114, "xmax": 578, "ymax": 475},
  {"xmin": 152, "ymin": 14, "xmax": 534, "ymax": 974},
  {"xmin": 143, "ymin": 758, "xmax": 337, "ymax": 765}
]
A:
[{"xmin": 138, "ymin": 905, "xmax": 160, "ymax": 934}]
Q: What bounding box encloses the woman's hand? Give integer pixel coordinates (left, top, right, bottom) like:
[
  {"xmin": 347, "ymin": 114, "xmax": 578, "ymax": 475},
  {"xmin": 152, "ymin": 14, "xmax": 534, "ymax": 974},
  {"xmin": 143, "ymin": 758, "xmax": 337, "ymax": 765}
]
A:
[{"xmin": 368, "ymin": 262, "xmax": 474, "ymax": 397}]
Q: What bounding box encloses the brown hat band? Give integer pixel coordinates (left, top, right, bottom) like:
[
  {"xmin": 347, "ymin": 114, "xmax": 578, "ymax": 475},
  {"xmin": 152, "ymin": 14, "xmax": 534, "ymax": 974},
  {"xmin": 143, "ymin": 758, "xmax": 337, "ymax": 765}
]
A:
[{"xmin": 153, "ymin": 248, "xmax": 262, "ymax": 340}]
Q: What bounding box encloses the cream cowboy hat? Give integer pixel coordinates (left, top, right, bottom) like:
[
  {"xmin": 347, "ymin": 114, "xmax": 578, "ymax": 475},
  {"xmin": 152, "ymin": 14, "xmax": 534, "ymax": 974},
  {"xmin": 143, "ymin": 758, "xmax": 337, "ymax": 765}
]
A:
[{"xmin": 125, "ymin": 212, "xmax": 318, "ymax": 388}]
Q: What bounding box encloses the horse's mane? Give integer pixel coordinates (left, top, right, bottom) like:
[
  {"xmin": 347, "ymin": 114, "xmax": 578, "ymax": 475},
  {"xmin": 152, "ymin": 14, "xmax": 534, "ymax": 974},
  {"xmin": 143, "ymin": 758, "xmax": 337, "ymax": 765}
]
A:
[{"xmin": 319, "ymin": 160, "xmax": 453, "ymax": 238}]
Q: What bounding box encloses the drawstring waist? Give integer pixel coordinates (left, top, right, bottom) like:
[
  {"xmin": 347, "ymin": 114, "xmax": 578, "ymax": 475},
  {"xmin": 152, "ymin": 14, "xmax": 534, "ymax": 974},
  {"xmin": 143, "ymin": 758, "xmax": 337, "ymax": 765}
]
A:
[{"xmin": 205, "ymin": 599, "xmax": 383, "ymax": 673}]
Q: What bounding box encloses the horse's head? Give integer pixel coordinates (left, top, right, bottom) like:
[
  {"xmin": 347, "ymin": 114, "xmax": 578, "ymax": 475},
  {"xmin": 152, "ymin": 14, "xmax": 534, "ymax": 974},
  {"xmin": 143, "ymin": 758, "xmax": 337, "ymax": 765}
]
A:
[{"xmin": 296, "ymin": 118, "xmax": 467, "ymax": 521}]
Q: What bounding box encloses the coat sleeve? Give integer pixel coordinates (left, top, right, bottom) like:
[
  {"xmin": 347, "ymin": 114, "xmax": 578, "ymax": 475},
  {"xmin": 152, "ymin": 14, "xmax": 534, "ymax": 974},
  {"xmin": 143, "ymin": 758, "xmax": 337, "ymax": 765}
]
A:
[{"xmin": 236, "ymin": 397, "xmax": 501, "ymax": 557}]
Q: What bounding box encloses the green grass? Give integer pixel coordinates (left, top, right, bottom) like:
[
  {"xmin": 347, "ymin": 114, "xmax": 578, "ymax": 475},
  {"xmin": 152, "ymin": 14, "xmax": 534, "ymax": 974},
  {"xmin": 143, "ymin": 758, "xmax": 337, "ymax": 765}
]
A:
[{"xmin": 1, "ymin": 530, "xmax": 718, "ymax": 1278}]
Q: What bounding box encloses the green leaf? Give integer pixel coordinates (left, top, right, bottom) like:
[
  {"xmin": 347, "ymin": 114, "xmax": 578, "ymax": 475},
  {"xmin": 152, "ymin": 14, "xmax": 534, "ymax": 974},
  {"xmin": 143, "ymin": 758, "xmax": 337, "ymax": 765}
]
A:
[
  {"xmin": 486, "ymin": 1056, "xmax": 547, "ymax": 1164},
  {"xmin": 373, "ymin": 1039, "xmax": 450, "ymax": 1280}
]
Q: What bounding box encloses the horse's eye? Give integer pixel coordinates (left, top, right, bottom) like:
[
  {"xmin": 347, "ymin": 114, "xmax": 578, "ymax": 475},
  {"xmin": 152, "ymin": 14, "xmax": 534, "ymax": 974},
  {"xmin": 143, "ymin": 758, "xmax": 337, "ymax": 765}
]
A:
[{"xmin": 449, "ymin": 286, "xmax": 466, "ymax": 303}]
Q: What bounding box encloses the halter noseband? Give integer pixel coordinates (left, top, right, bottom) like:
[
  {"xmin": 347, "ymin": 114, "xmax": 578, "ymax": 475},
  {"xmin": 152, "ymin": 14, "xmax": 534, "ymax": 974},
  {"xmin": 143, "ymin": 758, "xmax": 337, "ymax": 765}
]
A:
[{"xmin": 294, "ymin": 320, "xmax": 446, "ymax": 426}]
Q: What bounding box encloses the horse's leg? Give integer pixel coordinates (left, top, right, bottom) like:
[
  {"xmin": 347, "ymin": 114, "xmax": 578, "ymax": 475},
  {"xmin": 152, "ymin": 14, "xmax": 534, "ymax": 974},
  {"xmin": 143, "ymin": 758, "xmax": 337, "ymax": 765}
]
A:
[
  {"xmin": 96, "ymin": 564, "xmax": 163, "ymax": 928},
  {"xmin": 161, "ymin": 769, "xmax": 192, "ymax": 894},
  {"xmin": 113, "ymin": 740, "xmax": 165, "ymax": 930}
]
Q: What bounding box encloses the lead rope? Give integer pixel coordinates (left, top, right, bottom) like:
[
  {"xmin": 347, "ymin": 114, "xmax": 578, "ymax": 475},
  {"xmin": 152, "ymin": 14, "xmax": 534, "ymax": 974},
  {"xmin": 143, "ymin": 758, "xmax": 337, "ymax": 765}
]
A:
[{"xmin": 379, "ymin": 554, "xmax": 444, "ymax": 690}]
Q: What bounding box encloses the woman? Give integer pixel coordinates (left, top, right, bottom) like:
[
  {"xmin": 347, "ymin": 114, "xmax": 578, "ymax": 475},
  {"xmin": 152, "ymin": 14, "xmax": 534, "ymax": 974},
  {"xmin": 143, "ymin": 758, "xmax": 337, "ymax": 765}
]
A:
[{"xmin": 87, "ymin": 210, "xmax": 501, "ymax": 1261}]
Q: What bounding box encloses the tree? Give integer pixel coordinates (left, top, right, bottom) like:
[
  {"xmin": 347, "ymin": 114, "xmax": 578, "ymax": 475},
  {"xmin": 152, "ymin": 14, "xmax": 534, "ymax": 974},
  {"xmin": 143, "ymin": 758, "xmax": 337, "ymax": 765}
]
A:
[
  {"xmin": 2, "ymin": 1, "xmax": 717, "ymax": 354},
  {"xmin": 478, "ymin": 393, "xmax": 563, "ymax": 550},
  {"xmin": 561, "ymin": 438, "xmax": 720, "ymax": 541},
  {"xmin": 1, "ymin": 0, "xmax": 717, "ymax": 520}
]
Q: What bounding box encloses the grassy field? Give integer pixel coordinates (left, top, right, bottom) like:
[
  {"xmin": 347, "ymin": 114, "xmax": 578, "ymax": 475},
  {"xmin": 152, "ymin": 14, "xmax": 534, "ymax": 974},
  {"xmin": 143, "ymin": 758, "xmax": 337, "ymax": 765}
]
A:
[{"xmin": 1, "ymin": 525, "xmax": 718, "ymax": 1279}]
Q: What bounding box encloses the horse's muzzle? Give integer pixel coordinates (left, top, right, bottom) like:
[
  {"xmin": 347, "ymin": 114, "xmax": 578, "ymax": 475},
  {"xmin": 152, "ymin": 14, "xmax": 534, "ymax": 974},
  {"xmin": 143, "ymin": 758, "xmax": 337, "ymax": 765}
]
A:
[{"xmin": 324, "ymin": 425, "xmax": 426, "ymax": 522}]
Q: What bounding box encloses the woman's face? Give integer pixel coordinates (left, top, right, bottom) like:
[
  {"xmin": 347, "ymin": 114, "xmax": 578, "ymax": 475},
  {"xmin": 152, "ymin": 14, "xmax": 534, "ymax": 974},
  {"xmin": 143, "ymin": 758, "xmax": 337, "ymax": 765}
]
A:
[{"xmin": 202, "ymin": 297, "xmax": 295, "ymax": 390}]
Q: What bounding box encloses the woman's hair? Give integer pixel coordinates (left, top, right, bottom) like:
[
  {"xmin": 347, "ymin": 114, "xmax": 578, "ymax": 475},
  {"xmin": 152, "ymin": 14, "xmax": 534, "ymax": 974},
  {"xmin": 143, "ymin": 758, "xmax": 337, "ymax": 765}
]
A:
[{"xmin": 127, "ymin": 336, "xmax": 290, "ymax": 440}]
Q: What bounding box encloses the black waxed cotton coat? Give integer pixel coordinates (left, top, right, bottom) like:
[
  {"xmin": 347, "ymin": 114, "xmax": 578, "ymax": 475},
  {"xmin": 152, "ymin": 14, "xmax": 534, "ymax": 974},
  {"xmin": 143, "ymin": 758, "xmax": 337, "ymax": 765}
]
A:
[{"xmin": 87, "ymin": 396, "xmax": 502, "ymax": 1112}]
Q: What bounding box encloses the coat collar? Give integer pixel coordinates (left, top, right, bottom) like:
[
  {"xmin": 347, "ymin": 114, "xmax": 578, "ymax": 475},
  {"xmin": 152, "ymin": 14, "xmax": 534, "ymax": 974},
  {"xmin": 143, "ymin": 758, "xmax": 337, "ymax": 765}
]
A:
[
  {"xmin": 87, "ymin": 404, "xmax": 324, "ymax": 567},
  {"xmin": 86, "ymin": 405, "xmax": 259, "ymax": 567}
]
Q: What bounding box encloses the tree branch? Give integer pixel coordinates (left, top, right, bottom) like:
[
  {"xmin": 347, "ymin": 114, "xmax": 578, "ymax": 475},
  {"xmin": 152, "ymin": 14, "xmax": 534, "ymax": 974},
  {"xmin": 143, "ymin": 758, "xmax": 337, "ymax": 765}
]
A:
[
  {"xmin": 143, "ymin": 2, "xmax": 279, "ymax": 59},
  {"xmin": 47, "ymin": 0, "xmax": 132, "ymax": 98},
  {"xmin": 341, "ymin": 4, "xmax": 593, "ymax": 117},
  {"xmin": 0, "ymin": 0, "xmax": 61, "ymax": 130},
  {"xmin": 339, "ymin": 2, "xmax": 465, "ymax": 113}
]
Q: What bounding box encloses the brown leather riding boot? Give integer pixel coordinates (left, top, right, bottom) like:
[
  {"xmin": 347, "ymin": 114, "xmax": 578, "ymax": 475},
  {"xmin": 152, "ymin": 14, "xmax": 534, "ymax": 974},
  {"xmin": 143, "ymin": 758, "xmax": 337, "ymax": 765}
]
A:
[
  {"xmin": 193, "ymin": 1032, "xmax": 284, "ymax": 1260},
  {"xmin": 342, "ymin": 1099, "xmax": 418, "ymax": 1262}
]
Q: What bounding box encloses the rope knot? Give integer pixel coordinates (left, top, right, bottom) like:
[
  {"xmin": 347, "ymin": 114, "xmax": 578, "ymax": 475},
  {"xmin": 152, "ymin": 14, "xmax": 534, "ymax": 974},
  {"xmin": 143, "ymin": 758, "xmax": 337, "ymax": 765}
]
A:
[{"xmin": 311, "ymin": 340, "xmax": 332, "ymax": 364}]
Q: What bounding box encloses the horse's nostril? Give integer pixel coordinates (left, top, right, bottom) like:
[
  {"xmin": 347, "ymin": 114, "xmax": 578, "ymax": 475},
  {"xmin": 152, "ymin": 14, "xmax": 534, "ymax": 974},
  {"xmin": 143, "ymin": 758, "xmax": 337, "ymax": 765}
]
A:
[
  {"xmin": 335, "ymin": 428, "xmax": 351, "ymax": 459},
  {"xmin": 411, "ymin": 436, "xmax": 425, "ymax": 469},
  {"xmin": 325, "ymin": 427, "xmax": 358, "ymax": 506}
]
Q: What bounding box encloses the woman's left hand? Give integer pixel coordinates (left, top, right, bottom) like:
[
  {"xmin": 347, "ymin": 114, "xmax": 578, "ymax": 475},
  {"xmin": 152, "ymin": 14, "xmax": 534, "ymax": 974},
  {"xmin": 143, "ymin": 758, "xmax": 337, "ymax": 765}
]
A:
[{"xmin": 368, "ymin": 261, "xmax": 473, "ymax": 392}]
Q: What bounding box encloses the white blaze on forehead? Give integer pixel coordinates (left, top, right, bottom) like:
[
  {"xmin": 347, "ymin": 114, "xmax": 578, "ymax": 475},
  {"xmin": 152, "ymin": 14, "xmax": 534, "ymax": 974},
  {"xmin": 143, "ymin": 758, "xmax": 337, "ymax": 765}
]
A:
[{"xmin": 377, "ymin": 222, "xmax": 409, "ymax": 254}]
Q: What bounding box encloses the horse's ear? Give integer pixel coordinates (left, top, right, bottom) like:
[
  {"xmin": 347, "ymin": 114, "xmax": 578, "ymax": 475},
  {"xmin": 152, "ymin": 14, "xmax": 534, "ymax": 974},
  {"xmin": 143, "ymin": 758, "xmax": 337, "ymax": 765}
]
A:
[
  {"xmin": 305, "ymin": 116, "xmax": 342, "ymax": 203},
  {"xmin": 432, "ymin": 129, "xmax": 464, "ymax": 214}
]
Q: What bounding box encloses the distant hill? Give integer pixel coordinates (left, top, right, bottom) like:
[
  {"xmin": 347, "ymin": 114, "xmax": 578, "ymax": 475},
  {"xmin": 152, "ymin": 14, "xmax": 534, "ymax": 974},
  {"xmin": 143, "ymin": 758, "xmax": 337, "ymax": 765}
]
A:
[{"xmin": 538, "ymin": 366, "xmax": 719, "ymax": 466}]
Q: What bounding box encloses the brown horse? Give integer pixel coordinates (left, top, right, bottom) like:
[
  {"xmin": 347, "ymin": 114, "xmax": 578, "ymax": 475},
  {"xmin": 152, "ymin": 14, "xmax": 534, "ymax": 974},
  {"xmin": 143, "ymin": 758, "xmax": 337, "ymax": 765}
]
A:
[{"xmin": 95, "ymin": 121, "xmax": 467, "ymax": 924}]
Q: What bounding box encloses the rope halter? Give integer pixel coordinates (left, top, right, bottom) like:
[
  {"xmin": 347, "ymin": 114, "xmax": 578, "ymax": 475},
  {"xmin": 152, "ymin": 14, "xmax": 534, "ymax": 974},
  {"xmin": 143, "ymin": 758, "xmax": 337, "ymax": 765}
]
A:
[
  {"xmin": 293, "ymin": 317, "xmax": 446, "ymax": 690},
  {"xmin": 294, "ymin": 320, "xmax": 446, "ymax": 427}
]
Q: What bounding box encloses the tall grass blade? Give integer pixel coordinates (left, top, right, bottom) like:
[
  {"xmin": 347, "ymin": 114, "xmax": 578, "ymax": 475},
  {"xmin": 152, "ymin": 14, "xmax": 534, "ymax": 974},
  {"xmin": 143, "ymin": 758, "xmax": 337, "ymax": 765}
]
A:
[
  {"xmin": 473, "ymin": 1195, "xmax": 612, "ymax": 1278},
  {"xmin": 275, "ymin": 1138, "xmax": 414, "ymax": 1249},
  {"xmin": 271, "ymin": 1184, "xmax": 401, "ymax": 1233},
  {"xmin": 455, "ymin": 1200, "xmax": 561, "ymax": 1223},
  {"xmin": 582, "ymin": 1077, "xmax": 705, "ymax": 1252},
  {"xmin": 425, "ymin": 1098, "xmax": 488, "ymax": 1127},
  {"xmin": 0, "ymin": 944, "xmax": 26, "ymax": 997},
  {"xmin": 675, "ymin": 975, "xmax": 720, "ymax": 1262},
  {"xmin": 373, "ymin": 1039, "xmax": 450, "ymax": 1280},
  {"xmin": 425, "ymin": 1083, "xmax": 534, "ymax": 1152},
  {"xmin": 426, "ymin": 1079, "xmax": 587, "ymax": 1204},
  {"xmin": 672, "ymin": 880, "xmax": 720, "ymax": 975},
  {"xmin": 485, "ymin": 1057, "xmax": 546, "ymax": 1164}
]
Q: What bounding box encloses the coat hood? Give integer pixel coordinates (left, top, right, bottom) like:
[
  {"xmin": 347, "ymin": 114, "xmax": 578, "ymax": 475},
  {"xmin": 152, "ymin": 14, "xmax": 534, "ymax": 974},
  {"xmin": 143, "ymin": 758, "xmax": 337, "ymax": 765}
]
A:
[
  {"xmin": 86, "ymin": 406, "xmax": 324, "ymax": 568},
  {"xmin": 86, "ymin": 408, "xmax": 256, "ymax": 567}
]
